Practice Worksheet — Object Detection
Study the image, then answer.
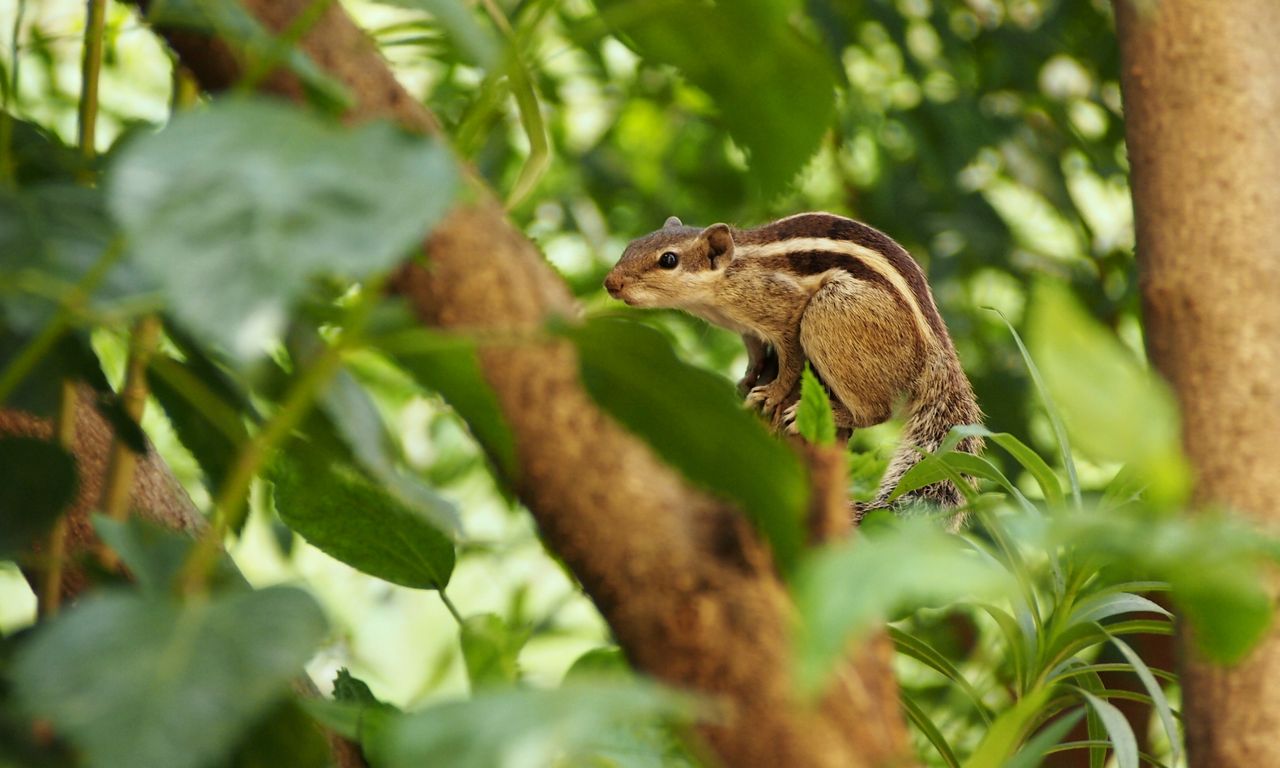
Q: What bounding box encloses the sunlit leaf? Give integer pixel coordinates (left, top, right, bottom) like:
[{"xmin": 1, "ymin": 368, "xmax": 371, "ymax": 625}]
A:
[
  {"xmin": 460, "ymin": 613, "xmax": 526, "ymax": 689},
  {"xmin": 1076, "ymin": 690, "xmax": 1138, "ymax": 768},
  {"xmin": 796, "ymin": 364, "xmax": 835, "ymax": 446}
]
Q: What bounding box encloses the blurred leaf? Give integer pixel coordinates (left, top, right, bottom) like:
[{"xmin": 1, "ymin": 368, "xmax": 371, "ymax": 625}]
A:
[
  {"xmin": 12, "ymin": 587, "xmax": 326, "ymax": 768},
  {"xmin": 320, "ymin": 367, "xmax": 464, "ymax": 532},
  {"xmin": 1004, "ymin": 709, "xmax": 1086, "ymax": 768},
  {"xmin": 459, "ymin": 613, "xmax": 526, "ymax": 689},
  {"xmin": 1066, "ymin": 592, "xmax": 1170, "ymax": 627},
  {"xmin": 566, "ymin": 647, "xmax": 630, "ymax": 680},
  {"xmin": 1076, "ymin": 690, "xmax": 1138, "ymax": 768},
  {"xmin": 93, "ymin": 515, "xmax": 245, "ymax": 595},
  {"xmin": 889, "ymin": 626, "xmax": 992, "ymax": 725},
  {"xmin": 0, "ymin": 183, "xmax": 148, "ymax": 331},
  {"xmin": 0, "ymin": 437, "xmax": 76, "ymax": 559},
  {"xmin": 597, "ymin": 0, "xmax": 836, "ymax": 195},
  {"xmin": 567, "ymin": 318, "xmax": 809, "ymax": 573},
  {"xmin": 2, "ymin": 113, "xmax": 89, "ymax": 184},
  {"xmin": 1027, "ymin": 282, "xmax": 1189, "ymax": 506},
  {"xmin": 902, "ymin": 693, "xmax": 961, "ymax": 768},
  {"xmin": 231, "ymin": 698, "xmax": 331, "ymax": 768},
  {"xmin": 372, "ymin": 683, "xmax": 694, "ymax": 768},
  {"xmin": 269, "ymin": 439, "xmax": 457, "ymax": 590},
  {"xmin": 381, "ymin": 330, "xmax": 519, "ymax": 480},
  {"xmin": 1107, "ymin": 634, "xmax": 1179, "ymax": 768},
  {"xmin": 90, "ymin": 392, "xmax": 148, "ymax": 455},
  {"xmin": 792, "ymin": 518, "xmax": 1013, "ymax": 692},
  {"xmin": 371, "ymin": 0, "xmax": 502, "ymax": 68},
  {"xmin": 109, "ymin": 98, "xmax": 457, "ymax": 358},
  {"xmin": 150, "ymin": 353, "xmax": 250, "ymax": 507},
  {"xmin": 964, "ymin": 688, "xmax": 1053, "ymax": 768},
  {"xmin": 942, "ymin": 424, "xmax": 1063, "ymax": 506},
  {"xmin": 796, "ymin": 364, "xmax": 835, "ymax": 446}
]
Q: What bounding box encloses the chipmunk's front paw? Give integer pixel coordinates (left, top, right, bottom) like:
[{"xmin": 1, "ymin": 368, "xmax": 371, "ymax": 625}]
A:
[{"xmin": 745, "ymin": 383, "xmax": 788, "ymax": 420}]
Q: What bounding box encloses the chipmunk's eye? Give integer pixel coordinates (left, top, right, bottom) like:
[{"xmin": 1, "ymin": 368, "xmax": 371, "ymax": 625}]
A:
[{"xmin": 658, "ymin": 251, "xmax": 679, "ymax": 269}]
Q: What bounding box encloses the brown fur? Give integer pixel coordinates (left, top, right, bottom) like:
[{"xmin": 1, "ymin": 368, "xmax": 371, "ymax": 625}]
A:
[{"xmin": 605, "ymin": 212, "xmax": 983, "ymax": 513}]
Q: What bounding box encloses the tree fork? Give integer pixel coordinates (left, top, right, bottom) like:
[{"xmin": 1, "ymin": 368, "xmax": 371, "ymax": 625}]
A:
[
  {"xmin": 123, "ymin": 1, "xmax": 915, "ymax": 765},
  {"xmin": 1115, "ymin": 1, "xmax": 1280, "ymax": 765}
]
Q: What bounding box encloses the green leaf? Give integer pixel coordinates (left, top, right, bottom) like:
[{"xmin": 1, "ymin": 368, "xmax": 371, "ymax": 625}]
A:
[
  {"xmin": 565, "ymin": 647, "xmax": 631, "ymax": 680},
  {"xmin": 567, "ymin": 318, "xmax": 809, "ymax": 574},
  {"xmin": 988, "ymin": 306, "xmax": 1082, "ymax": 508},
  {"xmin": 902, "ymin": 693, "xmax": 961, "ymax": 768},
  {"xmin": 371, "ymin": 0, "xmax": 502, "ymax": 68},
  {"xmin": 320, "ymin": 367, "xmax": 465, "ymax": 534},
  {"xmin": 231, "ymin": 698, "xmax": 331, "ymax": 768},
  {"xmin": 459, "ymin": 613, "xmax": 527, "ymax": 689},
  {"xmin": 1004, "ymin": 709, "xmax": 1086, "ymax": 768},
  {"xmin": 1076, "ymin": 690, "xmax": 1139, "ymax": 768},
  {"xmin": 93, "ymin": 515, "xmax": 245, "ymax": 594},
  {"xmin": 109, "ymin": 97, "xmax": 457, "ymax": 358},
  {"xmin": 1066, "ymin": 592, "xmax": 1171, "ymax": 627},
  {"xmin": 12, "ymin": 587, "xmax": 327, "ymax": 768},
  {"xmin": 597, "ymin": 0, "xmax": 836, "ymax": 195},
  {"xmin": 383, "ymin": 329, "xmax": 519, "ymax": 481},
  {"xmin": 793, "ymin": 519, "xmax": 1013, "ymax": 691},
  {"xmin": 964, "ymin": 687, "xmax": 1053, "ymax": 768},
  {"xmin": 372, "ymin": 683, "xmax": 694, "ymax": 768},
  {"xmin": 0, "ymin": 183, "xmax": 147, "ymax": 332},
  {"xmin": 796, "ymin": 364, "xmax": 836, "ymax": 445},
  {"xmin": 1107, "ymin": 634, "xmax": 1180, "ymax": 768},
  {"xmin": 889, "ymin": 626, "xmax": 992, "ymax": 724},
  {"xmin": 943, "ymin": 425, "xmax": 1063, "ymax": 506},
  {"xmin": 1026, "ymin": 283, "xmax": 1189, "ymax": 506},
  {"xmin": 0, "ymin": 436, "xmax": 77, "ymax": 559},
  {"xmin": 269, "ymin": 440, "xmax": 457, "ymax": 590}
]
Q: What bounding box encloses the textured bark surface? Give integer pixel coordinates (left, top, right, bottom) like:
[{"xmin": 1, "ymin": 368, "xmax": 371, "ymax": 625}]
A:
[
  {"xmin": 0, "ymin": 385, "xmax": 204, "ymax": 600},
  {"xmin": 1115, "ymin": 1, "xmax": 1280, "ymax": 765},
  {"xmin": 124, "ymin": 2, "xmax": 917, "ymax": 765}
]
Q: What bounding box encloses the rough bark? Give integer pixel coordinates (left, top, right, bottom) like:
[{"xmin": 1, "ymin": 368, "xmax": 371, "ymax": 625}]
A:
[
  {"xmin": 1115, "ymin": 1, "xmax": 1280, "ymax": 765},
  {"xmin": 122, "ymin": 2, "xmax": 916, "ymax": 765}
]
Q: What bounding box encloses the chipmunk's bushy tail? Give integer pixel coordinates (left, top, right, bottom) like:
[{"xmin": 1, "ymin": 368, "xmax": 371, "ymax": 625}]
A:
[{"xmin": 867, "ymin": 349, "xmax": 983, "ymax": 523}]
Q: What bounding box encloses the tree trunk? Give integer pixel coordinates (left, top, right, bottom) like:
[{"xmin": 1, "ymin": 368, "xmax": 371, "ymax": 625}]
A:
[{"xmin": 1115, "ymin": 1, "xmax": 1280, "ymax": 765}]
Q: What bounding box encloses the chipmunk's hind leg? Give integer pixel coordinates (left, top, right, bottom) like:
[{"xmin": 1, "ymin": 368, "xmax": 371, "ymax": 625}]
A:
[{"xmin": 797, "ymin": 274, "xmax": 925, "ymax": 430}]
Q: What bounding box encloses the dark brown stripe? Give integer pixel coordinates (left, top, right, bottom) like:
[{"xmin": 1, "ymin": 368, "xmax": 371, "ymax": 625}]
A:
[{"xmin": 742, "ymin": 214, "xmax": 949, "ymax": 341}]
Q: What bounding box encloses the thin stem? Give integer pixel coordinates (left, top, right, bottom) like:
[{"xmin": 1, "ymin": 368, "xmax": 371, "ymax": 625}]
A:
[
  {"xmin": 438, "ymin": 588, "xmax": 464, "ymax": 625},
  {"xmin": 97, "ymin": 315, "xmax": 162, "ymax": 568},
  {"xmin": 77, "ymin": 0, "xmax": 108, "ymax": 168},
  {"xmin": 1, "ymin": 0, "xmax": 28, "ymax": 184},
  {"xmin": 37, "ymin": 380, "xmax": 78, "ymax": 619},
  {"xmin": 236, "ymin": 0, "xmax": 333, "ymax": 94}
]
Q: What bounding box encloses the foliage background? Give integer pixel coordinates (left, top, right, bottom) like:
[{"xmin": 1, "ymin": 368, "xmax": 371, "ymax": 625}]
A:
[{"xmin": 0, "ymin": 0, "xmax": 1228, "ymax": 765}]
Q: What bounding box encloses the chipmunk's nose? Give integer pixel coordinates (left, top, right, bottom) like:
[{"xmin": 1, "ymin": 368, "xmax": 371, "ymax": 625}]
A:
[{"xmin": 603, "ymin": 272, "xmax": 625, "ymax": 296}]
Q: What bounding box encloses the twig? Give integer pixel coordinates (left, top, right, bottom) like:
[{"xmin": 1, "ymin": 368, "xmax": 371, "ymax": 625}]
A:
[{"xmin": 37, "ymin": 380, "xmax": 78, "ymax": 618}]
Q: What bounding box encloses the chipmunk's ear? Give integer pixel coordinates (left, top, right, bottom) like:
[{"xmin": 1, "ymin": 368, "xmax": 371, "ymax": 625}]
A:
[
  {"xmin": 701, "ymin": 223, "xmax": 735, "ymax": 267},
  {"xmin": 663, "ymin": 215, "xmax": 683, "ymax": 229}
]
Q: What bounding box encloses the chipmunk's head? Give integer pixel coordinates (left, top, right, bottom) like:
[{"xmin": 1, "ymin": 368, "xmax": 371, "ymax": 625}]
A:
[{"xmin": 603, "ymin": 216, "xmax": 736, "ymax": 308}]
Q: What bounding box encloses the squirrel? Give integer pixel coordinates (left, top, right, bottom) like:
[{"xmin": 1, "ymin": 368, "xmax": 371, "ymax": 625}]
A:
[{"xmin": 603, "ymin": 212, "xmax": 983, "ymax": 511}]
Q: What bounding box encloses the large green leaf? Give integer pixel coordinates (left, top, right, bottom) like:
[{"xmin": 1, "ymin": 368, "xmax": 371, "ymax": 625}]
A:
[
  {"xmin": 109, "ymin": 98, "xmax": 457, "ymax": 358},
  {"xmin": 269, "ymin": 439, "xmax": 456, "ymax": 590},
  {"xmin": 12, "ymin": 587, "xmax": 327, "ymax": 768},
  {"xmin": 0, "ymin": 437, "xmax": 77, "ymax": 559},
  {"xmin": 792, "ymin": 518, "xmax": 1012, "ymax": 691},
  {"xmin": 597, "ymin": 0, "xmax": 837, "ymax": 195},
  {"xmin": 1027, "ymin": 282, "xmax": 1189, "ymax": 506},
  {"xmin": 567, "ymin": 317, "xmax": 808, "ymax": 573}
]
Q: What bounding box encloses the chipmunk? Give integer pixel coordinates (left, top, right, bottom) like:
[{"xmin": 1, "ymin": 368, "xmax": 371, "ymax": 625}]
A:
[{"xmin": 603, "ymin": 212, "xmax": 983, "ymax": 510}]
